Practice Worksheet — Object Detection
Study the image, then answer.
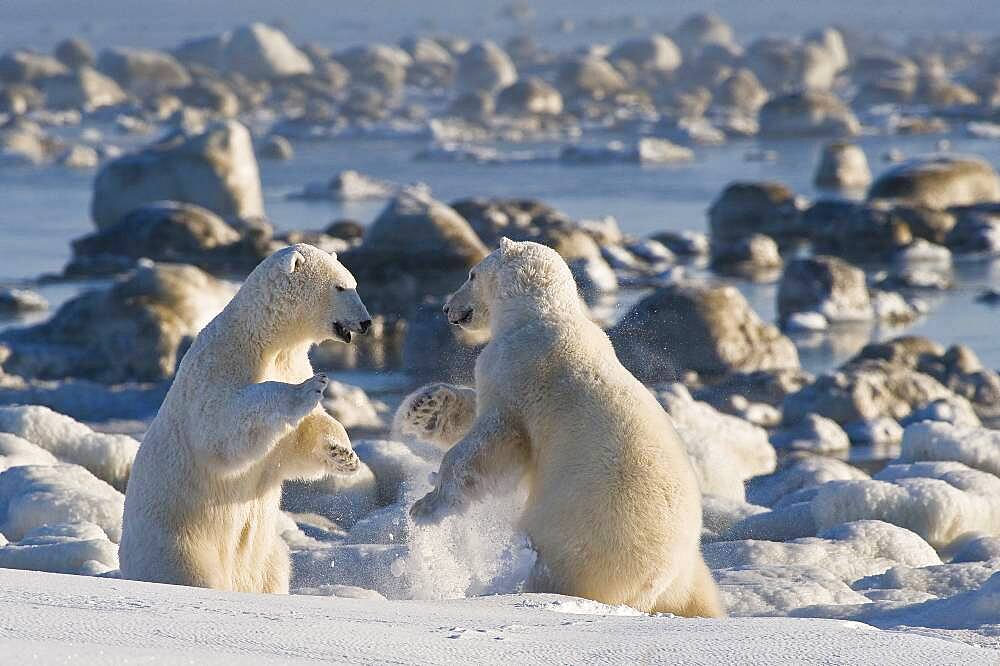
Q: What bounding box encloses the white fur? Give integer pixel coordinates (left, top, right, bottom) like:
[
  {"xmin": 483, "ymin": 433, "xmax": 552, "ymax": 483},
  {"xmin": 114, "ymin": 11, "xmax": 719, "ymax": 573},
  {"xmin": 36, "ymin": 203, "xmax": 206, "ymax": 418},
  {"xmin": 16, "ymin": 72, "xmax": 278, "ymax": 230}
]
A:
[
  {"xmin": 120, "ymin": 244, "xmax": 371, "ymax": 593},
  {"xmin": 399, "ymin": 239, "xmax": 724, "ymax": 617}
]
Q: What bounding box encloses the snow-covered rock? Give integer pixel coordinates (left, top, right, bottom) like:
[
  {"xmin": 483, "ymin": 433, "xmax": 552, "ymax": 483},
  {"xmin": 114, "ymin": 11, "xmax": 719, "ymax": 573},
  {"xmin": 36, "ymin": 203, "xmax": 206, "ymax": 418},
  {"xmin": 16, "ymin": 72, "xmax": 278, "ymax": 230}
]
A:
[
  {"xmin": 221, "ymin": 23, "xmax": 313, "ymax": 80},
  {"xmin": 0, "ymin": 521, "xmax": 117, "ymax": 575},
  {"xmin": 657, "ymin": 384, "xmax": 776, "ymax": 501},
  {"xmin": 91, "ymin": 120, "xmax": 264, "ymax": 229},
  {"xmin": 0, "ymin": 463, "xmax": 124, "ymax": 542},
  {"xmin": 0, "ymin": 405, "xmax": 138, "ymax": 490},
  {"xmin": 899, "ymin": 421, "xmax": 1000, "ymax": 476}
]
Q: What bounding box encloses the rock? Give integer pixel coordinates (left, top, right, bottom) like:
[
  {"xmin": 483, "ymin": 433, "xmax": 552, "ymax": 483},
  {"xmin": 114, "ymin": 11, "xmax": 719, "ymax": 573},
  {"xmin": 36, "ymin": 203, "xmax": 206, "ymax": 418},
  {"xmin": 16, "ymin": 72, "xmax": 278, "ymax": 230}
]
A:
[
  {"xmin": 815, "ymin": 142, "xmax": 872, "ymax": 190},
  {"xmin": 336, "ymin": 44, "xmax": 410, "ymax": 92},
  {"xmin": 339, "ymin": 188, "xmax": 488, "ymax": 318},
  {"xmin": 446, "ymin": 90, "xmax": 494, "ymax": 121},
  {"xmin": 672, "ymin": 12, "xmax": 736, "ymax": 54},
  {"xmin": 0, "ymin": 119, "xmax": 60, "ymax": 165},
  {"xmin": 805, "ymin": 27, "xmax": 849, "ymax": 72},
  {"xmin": 39, "ymin": 66, "xmax": 126, "ymax": 111},
  {"xmin": 96, "ymin": 48, "xmax": 191, "ymax": 94},
  {"xmin": 610, "ymin": 281, "xmax": 799, "ymax": 381},
  {"xmin": 296, "ymin": 170, "xmax": 395, "ymax": 202},
  {"xmin": 57, "ymin": 144, "xmax": 99, "ymax": 169},
  {"xmin": 68, "ymin": 201, "xmax": 251, "ymax": 275},
  {"xmin": 804, "ymin": 200, "xmax": 913, "ymax": 260},
  {"xmin": 608, "ymin": 34, "xmax": 682, "ymax": 75},
  {"xmin": 710, "ymin": 233, "xmax": 782, "ymax": 280},
  {"xmin": 759, "ymin": 91, "xmax": 860, "ymax": 138},
  {"xmin": 172, "ymin": 34, "xmax": 228, "ymax": 70},
  {"xmin": 400, "ymin": 300, "xmax": 484, "ymax": 382},
  {"xmin": 771, "ymin": 414, "xmax": 851, "ymax": 453},
  {"xmin": 0, "ymin": 262, "xmax": 234, "ymax": 383},
  {"xmin": 650, "ymin": 230, "xmax": 709, "ymax": 257},
  {"xmin": 852, "ymin": 54, "xmax": 918, "ymax": 90},
  {"xmin": 221, "ymin": 23, "xmax": 313, "ymax": 80},
  {"xmin": 744, "ymin": 38, "xmax": 838, "ymax": 92},
  {"xmin": 456, "ymin": 41, "xmax": 516, "ymax": 94},
  {"xmin": 400, "ymin": 36, "xmax": 456, "ymax": 88},
  {"xmin": 0, "ymin": 289, "xmax": 47, "ymax": 315},
  {"xmin": 747, "ymin": 454, "xmax": 869, "ymax": 508},
  {"xmin": 555, "ymin": 55, "xmax": 627, "ymax": 100},
  {"xmin": 708, "ymin": 181, "xmax": 802, "ymax": 245},
  {"xmin": 175, "ymin": 79, "xmax": 240, "ymax": 116},
  {"xmin": 782, "ymin": 355, "xmax": 959, "ymax": 430},
  {"xmin": 257, "ymin": 135, "xmax": 293, "ymax": 160},
  {"xmin": 868, "ymin": 155, "xmax": 1000, "ymax": 210},
  {"xmin": 91, "ymin": 120, "xmax": 264, "ymax": 229},
  {"xmin": 0, "ymin": 50, "xmax": 67, "ymax": 83},
  {"xmin": 777, "ymin": 256, "xmax": 873, "ymax": 326},
  {"xmin": 559, "ymin": 138, "xmax": 692, "ymax": 164},
  {"xmin": 945, "ymin": 205, "xmax": 1000, "ymax": 255},
  {"xmin": 495, "ymin": 77, "xmax": 563, "ymax": 116},
  {"xmin": 54, "ymin": 38, "xmax": 96, "ymax": 69},
  {"xmin": 714, "ymin": 68, "xmax": 768, "ymax": 112}
]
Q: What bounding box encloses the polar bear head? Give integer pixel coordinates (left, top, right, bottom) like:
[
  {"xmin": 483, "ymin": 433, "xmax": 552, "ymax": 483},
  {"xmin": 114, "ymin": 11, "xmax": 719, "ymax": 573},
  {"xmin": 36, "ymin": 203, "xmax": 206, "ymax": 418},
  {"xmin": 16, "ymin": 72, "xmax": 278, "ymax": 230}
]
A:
[
  {"xmin": 245, "ymin": 243, "xmax": 371, "ymax": 345},
  {"xmin": 443, "ymin": 238, "xmax": 583, "ymax": 332}
]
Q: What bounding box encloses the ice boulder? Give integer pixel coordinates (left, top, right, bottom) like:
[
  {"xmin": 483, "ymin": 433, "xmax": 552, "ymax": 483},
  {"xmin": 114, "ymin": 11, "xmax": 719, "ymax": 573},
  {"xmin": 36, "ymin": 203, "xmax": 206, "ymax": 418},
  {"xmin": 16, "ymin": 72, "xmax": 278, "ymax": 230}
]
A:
[
  {"xmin": 91, "ymin": 120, "xmax": 264, "ymax": 229},
  {"xmin": 813, "ymin": 461, "xmax": 1000, "ymax": 549},
  {"xmin": 899, "ymin": 421, "xmax": 1000, "ymax": 476},
  {"xmin": 656, "ymin": 384, "xmax": 776, "ymax": 501},
  {"xmin": 713, "ymin": 565, "xmax": 870, "ymax": 617},
  {"xmin": 706, "ymin": 520, "xmax": 940, "ymax": 582},
  {"xmin": 0, "ymin": 405, "xmax": 137, "ymax": 490},
  {"xmin": 746, "ymin": 454, "xmax": 869, "ymax": 508},
  {"xmin": 39, "ymin": 66, "xmax": 126, "ymax": 111},
  {"xmin": 0, "ymin": 433, "xmax": 58, "ymax": 471},
  {"xmin": 0, "ymin": 464, "xmax": 124, "ymax": 542},
  {"xmin": 0, "ymin": 522, "xmax": 118, "ymax": 575}
]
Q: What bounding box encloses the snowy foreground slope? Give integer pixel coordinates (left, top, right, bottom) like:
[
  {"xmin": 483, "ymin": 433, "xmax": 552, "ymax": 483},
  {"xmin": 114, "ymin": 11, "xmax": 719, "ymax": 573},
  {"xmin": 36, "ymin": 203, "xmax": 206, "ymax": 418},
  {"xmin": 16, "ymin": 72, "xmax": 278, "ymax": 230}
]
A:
[{"xmin": 0, "ymin": 569, "xmax": 993, "ymax": 666}]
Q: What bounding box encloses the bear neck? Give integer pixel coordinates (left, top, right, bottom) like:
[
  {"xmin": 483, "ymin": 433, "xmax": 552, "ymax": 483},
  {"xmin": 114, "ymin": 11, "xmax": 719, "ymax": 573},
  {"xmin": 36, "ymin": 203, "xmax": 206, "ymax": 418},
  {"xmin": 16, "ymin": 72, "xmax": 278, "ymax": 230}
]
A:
[
  {"xmin": 491, "ymin": 292, "xmax": 584, "ymax": 336},
  {"xmin": 215, "ymin": 289, "xmax": 317, "ymax": 378}
]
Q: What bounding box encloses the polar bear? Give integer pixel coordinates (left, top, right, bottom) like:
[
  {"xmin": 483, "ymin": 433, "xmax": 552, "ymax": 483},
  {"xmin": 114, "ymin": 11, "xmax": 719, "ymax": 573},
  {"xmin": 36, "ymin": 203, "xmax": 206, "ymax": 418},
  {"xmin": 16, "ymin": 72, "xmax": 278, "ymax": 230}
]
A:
[
  {"xmin": 120, "ymin": 243, "xmax": 371, "ymax": 593},
  {"xmin": 397, "ymin": 238, "xmax": 723, "ymax": 617}
]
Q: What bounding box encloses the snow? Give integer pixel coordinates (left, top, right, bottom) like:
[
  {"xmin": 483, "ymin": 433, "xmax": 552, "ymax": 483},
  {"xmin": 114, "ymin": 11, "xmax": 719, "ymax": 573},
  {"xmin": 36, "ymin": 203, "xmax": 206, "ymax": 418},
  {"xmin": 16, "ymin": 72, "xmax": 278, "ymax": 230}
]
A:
[
  {"xmin": 705, "ymin": 520, "xmax": 940, "ymax": 583},
  {"xmin": 0, "ymin": 404, "xmax": 138, "ymax": 490},
  {"xmin": 0, "ymin": 568, "xmax": 990, "ymax": 665},
  {"xmin": 0, "ymin": 463, "xmax": 124, "ymax": 542},
  {"xmin": 657, "ymin": 384, "xmax": 777, "ymax": 501},
  {"xmin": 0, "ymin": 521, "xmax": 118, "ymax": 575},
  {"xmin": 0, "ymin": 432, "xmax": 59, "ymax": 470},
  {"xmin": 899, "ymin": 421, "xmax": 1000, "ymax": 476}
]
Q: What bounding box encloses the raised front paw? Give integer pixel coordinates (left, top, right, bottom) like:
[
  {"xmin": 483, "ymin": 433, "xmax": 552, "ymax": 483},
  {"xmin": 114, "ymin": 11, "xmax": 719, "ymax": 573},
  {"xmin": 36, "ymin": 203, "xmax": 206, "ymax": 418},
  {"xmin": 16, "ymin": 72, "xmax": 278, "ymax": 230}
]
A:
[
  {"xmin": 397, "ymin": 383, "xmax": 458, "ymax": 441},
  {"xmin": 289, "ymin": 373, "xmax": 329, "ymax": 421},
  {"xmin": 325, "ymin": 436, "xmax": 360, "ymax": 474}
]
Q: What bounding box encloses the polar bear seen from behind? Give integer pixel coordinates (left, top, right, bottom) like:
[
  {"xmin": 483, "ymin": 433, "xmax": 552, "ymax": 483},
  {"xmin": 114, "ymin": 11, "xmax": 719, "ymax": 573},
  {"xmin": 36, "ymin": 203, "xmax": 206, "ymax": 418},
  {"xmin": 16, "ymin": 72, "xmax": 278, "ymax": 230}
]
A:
[
  {"xmin": 121, "ymin": 244, "xmax": 371, "ymax": 593},
  {"xmin": 397, "ymin": 238, "xmax": 723, "ymax": 617}
]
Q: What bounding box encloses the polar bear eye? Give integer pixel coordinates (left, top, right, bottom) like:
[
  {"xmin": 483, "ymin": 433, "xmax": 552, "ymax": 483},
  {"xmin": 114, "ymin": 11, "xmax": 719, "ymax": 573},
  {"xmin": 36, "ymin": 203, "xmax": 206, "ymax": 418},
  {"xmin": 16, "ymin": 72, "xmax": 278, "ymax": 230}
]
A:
[{"xmin": 335, "ymin": 286, "xmax": 346, "ymax": 292}]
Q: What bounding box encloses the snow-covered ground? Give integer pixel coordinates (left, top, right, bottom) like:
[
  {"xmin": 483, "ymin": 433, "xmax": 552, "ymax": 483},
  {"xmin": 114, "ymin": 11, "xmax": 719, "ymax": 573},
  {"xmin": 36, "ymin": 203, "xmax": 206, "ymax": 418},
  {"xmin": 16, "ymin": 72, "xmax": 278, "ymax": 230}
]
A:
[{"xmin": 0, "ymin": 568, "xmax": 993, "ymax": 665}]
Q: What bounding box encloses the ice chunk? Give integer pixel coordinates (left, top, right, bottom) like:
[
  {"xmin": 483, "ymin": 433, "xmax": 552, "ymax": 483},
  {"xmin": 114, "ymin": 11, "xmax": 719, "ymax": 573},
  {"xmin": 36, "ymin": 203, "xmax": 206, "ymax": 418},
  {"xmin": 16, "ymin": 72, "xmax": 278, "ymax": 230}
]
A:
[
  {"xmin": 0, "ymin": 464, "xmax": 124, "ymax": 542},
  {"xmin": 854, "ymin": 559, "xmax": 999, "ymax": 598},
  {"xmin": 706, "ymin": 520, "xmax": 940, "ymax": 582},
  {"xmin": 0, "ymin": 521, "xmax": 118, "ymax": 575},
  {"xmin": 0, "ymin": 405, "xmax": 137, "ymax": 490},
  {"xmin": 0, "ymin": 433, "xmax": 58, "ymax": 471},
  {"xmin": 899, "ymin": 421, "xmax": 1000, "ymax": 476},
  {"xmin": 714, "ymin": 565, "xmax": 869, "ymax": 616},
  {"xmin": 658, "ymin": 384, "xmax": 776, "ymax": 501},
  {"xmin": 746, "ymin": 455, "xmax": 869, "ymax": 507}
]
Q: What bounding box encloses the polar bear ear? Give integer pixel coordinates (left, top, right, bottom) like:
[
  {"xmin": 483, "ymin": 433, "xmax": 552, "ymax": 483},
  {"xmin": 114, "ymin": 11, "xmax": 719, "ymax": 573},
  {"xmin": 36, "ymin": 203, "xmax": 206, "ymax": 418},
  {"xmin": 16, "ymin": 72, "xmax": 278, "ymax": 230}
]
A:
[
  {"xmin": 278, "ymin": 250, "xmax": 306, "ymax": 274},
  {"xmin": 498, "ymin": 237, "xmax": 519, "ymax": 260},
  {"xmin": 329, "ymin": 250, "xmax": 338, "ymax": 261}
]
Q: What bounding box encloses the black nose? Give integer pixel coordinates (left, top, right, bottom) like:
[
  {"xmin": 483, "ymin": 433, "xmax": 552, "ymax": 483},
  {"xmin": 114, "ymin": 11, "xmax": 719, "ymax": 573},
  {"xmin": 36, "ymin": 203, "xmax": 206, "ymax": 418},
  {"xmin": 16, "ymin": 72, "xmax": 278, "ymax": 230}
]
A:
[{"xmin": 359, "ymin": 319, "xmax": 372, "ymax": 334}]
